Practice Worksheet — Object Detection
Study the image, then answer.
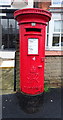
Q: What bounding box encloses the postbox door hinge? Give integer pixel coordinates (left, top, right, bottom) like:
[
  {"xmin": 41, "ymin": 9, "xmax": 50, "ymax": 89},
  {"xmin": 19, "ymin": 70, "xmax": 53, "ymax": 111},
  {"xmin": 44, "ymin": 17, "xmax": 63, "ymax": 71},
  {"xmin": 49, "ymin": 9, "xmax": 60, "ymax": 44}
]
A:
[{"xmin": 41, "ymin": 57, "xmax": 45, "ymax": 62}]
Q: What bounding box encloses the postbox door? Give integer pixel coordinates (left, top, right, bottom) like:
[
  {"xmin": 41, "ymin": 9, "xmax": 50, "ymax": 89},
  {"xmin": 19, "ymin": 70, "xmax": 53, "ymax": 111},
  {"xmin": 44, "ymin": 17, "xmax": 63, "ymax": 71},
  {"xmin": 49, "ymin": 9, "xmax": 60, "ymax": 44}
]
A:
[{"xmin": 20, "ymin": 34, "xmax": 45, "ymax": 95}]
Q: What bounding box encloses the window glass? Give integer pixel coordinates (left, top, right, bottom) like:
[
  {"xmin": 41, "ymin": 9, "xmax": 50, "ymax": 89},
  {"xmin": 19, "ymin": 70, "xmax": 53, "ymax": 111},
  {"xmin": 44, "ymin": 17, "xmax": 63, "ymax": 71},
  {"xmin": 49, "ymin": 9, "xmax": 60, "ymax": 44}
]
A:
[
  {"xmin": 61, "ymin": 21, "xmax": 63, "ymax": 32},
  {"xmin": 17, "ymin": 22, "xmax": 19, "ymax": 29},
  {"xmin": 9, "ymin": 19, "xmax": 15, "ymax": 28},
  {"xmin": 47, "ymin": 35, "xmax": 49, "ymax": 46},
  {"xmin": 54, "ymin": 20, "xmax": 61, "ymax": 32},
  {"xmin": 53, "ymin": 13, "xmax": 61, "ymax": 19},
  {"xmin": 1, "ymin": 19, "xmax": 7, "ymax": 28},
  {"xmin": 46, "ymin": 23, "xmax": 49, "ymax": 46},
  {"xmin": 61, "ymin": 34, "xmax": 63, "ymax": 46},
  {"xmin": 52, "ymin": 34, "xmax": 60, "ymax": 46},
  {"xmin": 47, "ymin": 22, "xmax": 49, "ymax": 33},
  {"xmin": 2, "ymin": 34, "xmax": 8, "ymax": 48},
  {"xmin": 54, "ymin": 20, "xmax": 63, "ymax": 32}
]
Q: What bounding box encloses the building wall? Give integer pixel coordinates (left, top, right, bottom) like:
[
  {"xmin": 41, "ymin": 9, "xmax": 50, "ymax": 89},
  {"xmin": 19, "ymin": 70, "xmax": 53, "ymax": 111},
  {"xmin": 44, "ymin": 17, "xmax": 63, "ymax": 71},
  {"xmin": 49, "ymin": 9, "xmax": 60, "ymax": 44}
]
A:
[
  {"xmin": 38, "ymin": 2, "xmax": 51, "ymax": 10},
  {"xmin": 45, "ymin": 55, "xmax": 62, "ymax": 88},
  {"xmin": 11, "ymin": 0, "xmax": 34, "ymax": 9}
]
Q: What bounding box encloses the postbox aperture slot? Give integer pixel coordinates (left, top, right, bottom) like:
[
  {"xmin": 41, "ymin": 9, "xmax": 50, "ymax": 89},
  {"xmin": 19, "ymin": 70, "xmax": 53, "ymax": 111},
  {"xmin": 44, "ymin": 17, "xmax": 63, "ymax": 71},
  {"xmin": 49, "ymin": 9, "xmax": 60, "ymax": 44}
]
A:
[
  {"xmin": 28, "ymin": 38, "xmax": 38, "ymax": 55},
  {"xmin": 26, "ymin": 28, "xmax": 41, "ymax": 32}
]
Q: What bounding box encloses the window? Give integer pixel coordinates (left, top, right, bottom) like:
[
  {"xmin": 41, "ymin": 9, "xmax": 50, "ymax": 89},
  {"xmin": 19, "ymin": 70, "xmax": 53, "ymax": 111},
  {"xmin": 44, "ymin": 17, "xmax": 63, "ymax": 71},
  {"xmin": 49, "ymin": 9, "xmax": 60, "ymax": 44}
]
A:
[
  {"xmin": 52, "ymin": 20, "xmax": 63, "ymax": 47},
  {"xmin": 51, "ymin": 0, "xmax": 62, "ymax": 7},
  {"xmin": 46, "ymin": 12, "xmax": 63, "ymax": 50},
  {"xmin": 1, "ymin": 18, "xmax": 19, "ymax": 50}
]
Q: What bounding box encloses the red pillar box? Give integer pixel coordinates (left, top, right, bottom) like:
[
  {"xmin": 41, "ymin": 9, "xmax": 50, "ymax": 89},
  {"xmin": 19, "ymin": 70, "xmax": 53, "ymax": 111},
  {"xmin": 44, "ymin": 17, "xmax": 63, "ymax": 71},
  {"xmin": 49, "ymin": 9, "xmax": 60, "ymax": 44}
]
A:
[{"xmin": 14, "ymin": 8, "xmax": 51, "ymax": 95}]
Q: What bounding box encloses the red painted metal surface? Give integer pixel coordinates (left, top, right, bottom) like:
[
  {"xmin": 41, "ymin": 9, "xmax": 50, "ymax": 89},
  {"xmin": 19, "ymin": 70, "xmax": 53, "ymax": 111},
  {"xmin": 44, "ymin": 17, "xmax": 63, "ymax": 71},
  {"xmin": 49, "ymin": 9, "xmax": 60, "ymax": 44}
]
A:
[{"xmin": 14, "ymin": 8, "xmax": 51, "ymax": 95}]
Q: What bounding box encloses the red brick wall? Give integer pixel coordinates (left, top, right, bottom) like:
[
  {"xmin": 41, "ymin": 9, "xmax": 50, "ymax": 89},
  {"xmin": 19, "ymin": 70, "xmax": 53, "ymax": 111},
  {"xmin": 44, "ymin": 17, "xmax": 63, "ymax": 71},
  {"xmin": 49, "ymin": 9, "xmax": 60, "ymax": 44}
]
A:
[{"xmin": 45, "ymin": 51, "xmax": 63, "ymax": 56}]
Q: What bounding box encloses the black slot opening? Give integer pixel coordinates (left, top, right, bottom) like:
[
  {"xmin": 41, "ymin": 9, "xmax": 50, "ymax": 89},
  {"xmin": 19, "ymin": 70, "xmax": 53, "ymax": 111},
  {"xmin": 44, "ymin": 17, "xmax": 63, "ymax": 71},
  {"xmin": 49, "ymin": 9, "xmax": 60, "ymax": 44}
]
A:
[{"xmin": 26, "ymin": 28, "xmax": 41, "ymax": 32}]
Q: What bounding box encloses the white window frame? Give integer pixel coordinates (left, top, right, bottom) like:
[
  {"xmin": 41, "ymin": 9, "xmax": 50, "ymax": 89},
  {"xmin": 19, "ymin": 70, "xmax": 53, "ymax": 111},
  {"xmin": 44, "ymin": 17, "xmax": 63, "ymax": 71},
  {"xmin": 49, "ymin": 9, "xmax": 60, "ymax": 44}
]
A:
[
  {"xmin": 51, "ymin": 19, "xmax": 63, "ymax": 50},
  {"xmin": 46, "ymin": 13, "xmax": 63, "ymax": 51}
]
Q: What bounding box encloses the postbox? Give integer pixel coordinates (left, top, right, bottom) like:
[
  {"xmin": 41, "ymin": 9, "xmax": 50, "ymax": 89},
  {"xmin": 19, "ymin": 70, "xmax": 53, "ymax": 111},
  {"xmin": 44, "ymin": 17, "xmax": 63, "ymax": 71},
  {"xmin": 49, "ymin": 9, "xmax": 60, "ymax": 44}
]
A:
[{"xmin": 14, "ymin": 8, "xmax": 51, "ymax": 95}]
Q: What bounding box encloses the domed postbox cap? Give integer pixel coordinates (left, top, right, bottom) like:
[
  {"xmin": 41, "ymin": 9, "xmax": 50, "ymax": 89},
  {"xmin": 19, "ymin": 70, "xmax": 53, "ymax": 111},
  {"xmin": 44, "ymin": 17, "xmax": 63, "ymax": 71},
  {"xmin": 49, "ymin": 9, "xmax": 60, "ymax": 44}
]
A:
[{"xmin": 14, "ymin": 8, "xmax": 51, "ymax": 24}]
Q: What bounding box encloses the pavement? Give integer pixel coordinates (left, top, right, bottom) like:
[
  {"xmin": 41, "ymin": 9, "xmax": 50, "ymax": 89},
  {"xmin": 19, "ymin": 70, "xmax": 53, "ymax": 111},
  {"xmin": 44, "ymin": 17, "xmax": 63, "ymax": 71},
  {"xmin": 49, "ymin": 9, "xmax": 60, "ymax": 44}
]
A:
[{"xmin": 1, "ymin": 88, "xmax": 63, "ymax": 119}]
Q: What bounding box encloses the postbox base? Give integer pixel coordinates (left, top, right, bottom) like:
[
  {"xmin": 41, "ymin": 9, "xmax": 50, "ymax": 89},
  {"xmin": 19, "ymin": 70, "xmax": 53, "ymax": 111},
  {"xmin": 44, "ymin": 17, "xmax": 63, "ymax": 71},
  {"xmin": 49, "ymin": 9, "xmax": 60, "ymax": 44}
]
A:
[
  {"xmin": 20, "ymin": 91, "xmax": 44, "ymax": 97},
  {"xmin": 16, "ymin": 91, "xmax": 44, "ymax": 114}
]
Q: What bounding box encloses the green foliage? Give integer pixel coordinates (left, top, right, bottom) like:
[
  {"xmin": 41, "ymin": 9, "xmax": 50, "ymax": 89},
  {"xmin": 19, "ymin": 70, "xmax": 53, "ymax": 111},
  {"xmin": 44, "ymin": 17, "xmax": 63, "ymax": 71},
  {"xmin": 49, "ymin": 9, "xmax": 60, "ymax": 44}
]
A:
[{"xmin": 44, "ymin": 83, "xmax": 50, "ymax": 92}]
